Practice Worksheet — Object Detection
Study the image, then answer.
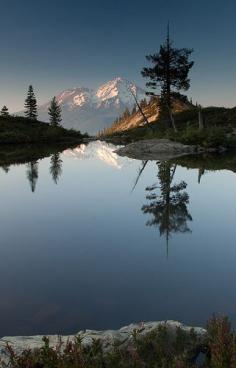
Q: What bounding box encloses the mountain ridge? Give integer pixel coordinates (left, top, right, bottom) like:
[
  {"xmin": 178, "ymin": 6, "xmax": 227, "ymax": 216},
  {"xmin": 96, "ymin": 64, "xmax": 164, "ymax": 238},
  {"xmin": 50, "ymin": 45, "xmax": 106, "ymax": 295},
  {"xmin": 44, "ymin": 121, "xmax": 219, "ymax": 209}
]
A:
[{"xmin": 36, "ymin": 77, "xmax": 147, "ymax": 135}]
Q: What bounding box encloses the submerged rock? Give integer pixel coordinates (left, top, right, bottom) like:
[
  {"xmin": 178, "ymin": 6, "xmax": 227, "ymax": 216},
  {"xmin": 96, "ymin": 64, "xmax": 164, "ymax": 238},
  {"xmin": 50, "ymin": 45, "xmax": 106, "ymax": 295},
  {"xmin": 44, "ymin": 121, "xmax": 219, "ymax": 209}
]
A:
[
  {"xmin": 0, "ymin": 320, "xmax": 206, "ymax": 365},
  {"xmin": 116, "ymin": 139, "xmax": 198, "ymax": 160}
]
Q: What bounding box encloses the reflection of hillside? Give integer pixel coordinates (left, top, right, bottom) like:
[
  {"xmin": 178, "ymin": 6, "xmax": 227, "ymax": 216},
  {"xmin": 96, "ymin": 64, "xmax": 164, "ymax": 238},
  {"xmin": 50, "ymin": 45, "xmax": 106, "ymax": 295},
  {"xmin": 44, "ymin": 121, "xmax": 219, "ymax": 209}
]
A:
[
  {"xmin": 171, "ymin": 153, "xmax": 236, "ymax": 173},
  {"xmin": 0, "ymin": 143, "xmax": 77, "ymax": 171},
  {"xmin": 63, "ymin": 141, "xmax": 129, "ymax": 169}
]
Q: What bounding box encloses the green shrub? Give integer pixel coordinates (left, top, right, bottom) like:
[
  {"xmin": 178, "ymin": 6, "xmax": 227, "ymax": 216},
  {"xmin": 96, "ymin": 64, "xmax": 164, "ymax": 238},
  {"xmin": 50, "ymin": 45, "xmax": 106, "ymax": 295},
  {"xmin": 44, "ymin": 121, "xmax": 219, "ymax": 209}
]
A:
[
  {"xmin": 163, "ymin": 126, "xmax": 230, "ymax": 148},
  {"xmin": 206, "ymin": 315, "xmax": 236, "ymax": 368}
]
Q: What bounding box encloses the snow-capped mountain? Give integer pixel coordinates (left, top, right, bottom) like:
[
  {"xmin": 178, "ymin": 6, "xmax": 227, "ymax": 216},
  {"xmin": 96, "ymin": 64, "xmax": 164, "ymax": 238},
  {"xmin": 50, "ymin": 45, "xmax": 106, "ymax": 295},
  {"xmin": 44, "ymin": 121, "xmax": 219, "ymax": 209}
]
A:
[{"xmin": 37, "ymin": 78, "xmax": 147, "ymax": 135}]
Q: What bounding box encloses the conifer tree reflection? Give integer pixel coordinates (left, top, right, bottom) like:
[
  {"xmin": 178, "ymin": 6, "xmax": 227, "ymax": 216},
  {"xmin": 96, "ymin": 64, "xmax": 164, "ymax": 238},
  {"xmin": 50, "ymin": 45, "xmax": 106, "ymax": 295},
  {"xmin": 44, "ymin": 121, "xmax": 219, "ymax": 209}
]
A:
[
  {"xmin": 131, "ymin": 160, "xmax": 148, "ymax": 192},
  {"xmin": 198, "ymin": 167, "xmax": 205, "ymax": 184},
  {"xmin": 26, "ymin": 161, "xmax": 39, "ymax": 193},
  {"xmin": 1, "ymin": 165, "xmax": 10, "ymax": 173},
  {"xmin": 50, "ymin": 153, "xmax": 62, "ymax": 184},
  {"xmin": 142, "ymin": 162, "xmax": 192, "ymax": 256}
]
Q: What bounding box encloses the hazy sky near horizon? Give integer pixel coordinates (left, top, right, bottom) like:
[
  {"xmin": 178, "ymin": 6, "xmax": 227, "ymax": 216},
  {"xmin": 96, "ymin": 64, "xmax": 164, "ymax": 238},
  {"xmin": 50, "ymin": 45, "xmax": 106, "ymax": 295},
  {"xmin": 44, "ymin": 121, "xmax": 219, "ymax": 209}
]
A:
[{"xmin": 0, "ymin": 0, "xmax": 236, "ymax": 111}]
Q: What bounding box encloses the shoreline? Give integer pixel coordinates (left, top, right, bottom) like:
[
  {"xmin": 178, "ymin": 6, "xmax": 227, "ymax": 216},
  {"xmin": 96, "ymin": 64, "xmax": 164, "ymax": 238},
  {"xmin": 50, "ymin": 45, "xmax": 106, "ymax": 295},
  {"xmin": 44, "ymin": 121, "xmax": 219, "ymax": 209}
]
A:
[
  {"xmin": 115, "ymin": 138, "xmax": 227, "ymax": 161},
  {"xmin": 0, "ymin": 320, "xmax": 206, "ymax": 364}
]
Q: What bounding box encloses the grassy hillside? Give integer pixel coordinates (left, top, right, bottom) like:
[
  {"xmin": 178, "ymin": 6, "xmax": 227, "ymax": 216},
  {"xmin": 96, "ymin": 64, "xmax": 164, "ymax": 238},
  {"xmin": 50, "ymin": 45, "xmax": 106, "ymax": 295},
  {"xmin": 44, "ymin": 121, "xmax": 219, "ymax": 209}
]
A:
[
  {"xmin": 104, "ymin": 106, "xmax": 236, "ymax": 149},
  {"xmin": 0, "ymin": 115, "xmax": 87, "ymax": 144},
  {"xmin": 101, "ymin": 95, "xmax": 193, "ymax": 136}
]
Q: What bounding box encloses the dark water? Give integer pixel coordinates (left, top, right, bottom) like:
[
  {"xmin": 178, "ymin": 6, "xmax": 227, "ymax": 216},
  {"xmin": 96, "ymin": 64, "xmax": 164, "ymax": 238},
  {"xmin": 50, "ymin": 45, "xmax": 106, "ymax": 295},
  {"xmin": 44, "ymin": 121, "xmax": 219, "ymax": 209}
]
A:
[{"xmin": 1, "ymin": 141, "xmax": 236, "ymax": 337}]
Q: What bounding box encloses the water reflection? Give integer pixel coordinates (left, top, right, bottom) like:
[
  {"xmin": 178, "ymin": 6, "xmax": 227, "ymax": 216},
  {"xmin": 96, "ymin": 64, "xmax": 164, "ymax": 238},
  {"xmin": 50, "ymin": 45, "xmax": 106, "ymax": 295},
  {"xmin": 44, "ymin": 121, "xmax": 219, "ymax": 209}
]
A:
[
  {"xmin": 1, "ymin": 165, "xmax": 10, "ymax": 173},
  {"xmin": 63, "ymin": 140, "xmax": 125, "ymax": 169},
  {"xmin": 26, "ymin": 161, "xmax": 39, "ymax": 193},
  {"xmin": 142, "ymin": 162, "xmax": 192, "ymax": 256},
  {"xmin": 0, "ymin": 143, "xmax": 77, "ymax": 192},
  {"xmin": 131, "ymin": 160, "xmax": 148, "ymax": 192},
  {"xmin": 0, "ymin": 142, "xmax": 236, "ymax": 336},
  {"xmin": 50, "ymin": 153, "xmax": 63, "ymax": 184},
  {"xmin": 0, "ymin": 141, "xmax": 125, "ymax": 192},
  {"xmin": 131, "ymin": 152, "xmax": 236, "ymax": 254},
  {"xmin": 198, "ymin": 167, "xmax": 205, "ymax": 184},
  {"xmin": 25, "ymin": 153, "xmax": 63, "ymax": 192}
]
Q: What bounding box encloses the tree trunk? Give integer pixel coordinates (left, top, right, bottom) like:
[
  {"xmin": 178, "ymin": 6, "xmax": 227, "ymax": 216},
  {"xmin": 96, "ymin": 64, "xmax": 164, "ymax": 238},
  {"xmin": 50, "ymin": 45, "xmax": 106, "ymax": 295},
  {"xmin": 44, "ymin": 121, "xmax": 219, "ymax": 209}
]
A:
[
  {"xmin": 166, "ymin": 24, "xmax": 177, "ymax": 132},
  {"xmin": 128, "ymin": 87, "xmax": 149, "ymax": 126},
  {"xmin": 167, "ymin": 103, "xmax": 177, "ymax": 132}
]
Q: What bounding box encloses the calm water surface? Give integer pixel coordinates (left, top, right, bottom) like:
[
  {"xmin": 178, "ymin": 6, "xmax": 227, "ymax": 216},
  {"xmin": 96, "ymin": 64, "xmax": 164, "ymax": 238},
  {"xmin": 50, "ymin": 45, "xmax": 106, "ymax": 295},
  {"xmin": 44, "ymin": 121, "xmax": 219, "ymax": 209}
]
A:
[{"xmin": 0, "ymin": 141, "xmax": 236, "ymax": 337}]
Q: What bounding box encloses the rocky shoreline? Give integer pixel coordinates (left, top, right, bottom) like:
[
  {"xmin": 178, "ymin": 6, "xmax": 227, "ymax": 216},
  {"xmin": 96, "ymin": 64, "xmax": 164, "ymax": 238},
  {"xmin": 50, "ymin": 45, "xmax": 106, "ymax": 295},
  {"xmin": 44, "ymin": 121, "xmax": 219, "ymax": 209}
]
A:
[
  {"xmin": 0, "ymin": 321, "xmax": 206, "ymax": 365},
  {"xmin": 115, "ymin": 138, "xmax": 224, "ymax": 160}
]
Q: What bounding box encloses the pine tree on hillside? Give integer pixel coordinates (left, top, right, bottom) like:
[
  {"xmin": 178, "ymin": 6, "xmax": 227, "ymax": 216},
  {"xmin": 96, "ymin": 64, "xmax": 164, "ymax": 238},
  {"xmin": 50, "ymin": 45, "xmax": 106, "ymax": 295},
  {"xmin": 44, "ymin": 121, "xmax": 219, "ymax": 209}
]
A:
[
  {"xmin": 1, "ymin": 105, "xmax": 9, "ymax": 117},
  {"xmin": 123, "ymin": 107, "xmax": 130, "ymax": 119},
  {"xmin": 48, "ymin": 97, "xmax": 62, "ymax": 127},
  {"xmin": 141, "ymin": 24, "xmax": 194, "ymax": 131},
  {"xmin": 150, "ymin": 95, "xmax": 158, "ymax": 105},
  {"xmin": 132, "ymin": 105, "xmax": 137, "ymax": 115},
  {"xmin": 140, "ymin": 98, "xmax": 148, "ymax": 109},
  {"xmin": 25, "ymin": 85, "xmax": 38, "ymax": 120}
]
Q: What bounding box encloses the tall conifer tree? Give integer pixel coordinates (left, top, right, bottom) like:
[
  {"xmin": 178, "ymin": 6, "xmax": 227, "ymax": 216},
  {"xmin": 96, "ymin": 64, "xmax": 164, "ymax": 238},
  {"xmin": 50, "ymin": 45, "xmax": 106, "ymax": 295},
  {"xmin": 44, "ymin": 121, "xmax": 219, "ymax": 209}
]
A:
[
  {"xmin": 25, "ymin": 85, "xmax": 38, "ymax": 120},
  {"xmin": 1, "ymin": 105, "xmax": 9, "ymax": 117},
  {"xmin": 142, "ymin": 24, "xmax": 194, "ymax": 130},
  {"xmin": 48, "ymin": 97, "xmax": 62, "ymax": 126}
]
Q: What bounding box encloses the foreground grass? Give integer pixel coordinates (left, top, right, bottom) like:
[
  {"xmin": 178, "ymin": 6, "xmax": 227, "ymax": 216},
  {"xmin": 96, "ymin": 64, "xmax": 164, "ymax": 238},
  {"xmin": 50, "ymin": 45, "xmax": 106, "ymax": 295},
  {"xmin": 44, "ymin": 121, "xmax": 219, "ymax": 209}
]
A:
[
  {"xmin": 0, "ymin": 116, "xmax": 87, "ymax": 144},
  {"xmin": 3, "ymin": 316, "xmax": 236, "ymax": 367}
]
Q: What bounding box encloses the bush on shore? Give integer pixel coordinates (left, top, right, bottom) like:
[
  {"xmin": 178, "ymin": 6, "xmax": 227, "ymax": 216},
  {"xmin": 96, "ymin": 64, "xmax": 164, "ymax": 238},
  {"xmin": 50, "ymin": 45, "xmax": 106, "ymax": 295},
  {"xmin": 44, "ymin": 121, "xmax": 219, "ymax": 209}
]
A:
[{"xmin": 2, "ymin": 316, "xmax": 236, "ymax": 368}]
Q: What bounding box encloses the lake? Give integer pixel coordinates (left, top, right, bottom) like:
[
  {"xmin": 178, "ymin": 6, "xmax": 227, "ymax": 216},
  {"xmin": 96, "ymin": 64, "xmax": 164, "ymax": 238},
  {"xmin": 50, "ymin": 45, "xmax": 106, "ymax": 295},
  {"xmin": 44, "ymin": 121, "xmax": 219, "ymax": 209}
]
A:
[{"xmin": 0, "ymin": 140, "xmax": 236, "ymax": 337}]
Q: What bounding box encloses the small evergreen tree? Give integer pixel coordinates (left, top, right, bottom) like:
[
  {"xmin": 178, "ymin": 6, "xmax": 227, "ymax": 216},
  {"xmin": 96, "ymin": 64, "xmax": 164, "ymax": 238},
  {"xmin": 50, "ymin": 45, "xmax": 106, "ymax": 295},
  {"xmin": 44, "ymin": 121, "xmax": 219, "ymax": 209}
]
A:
[
  {"xmin": 140, "ymin": 98, "xmax": 148, "ymax": 109},
  {"xmin": 132, "ymin": 105, "xmax": 137, "ymax": 114},
  {"xmin": 1, "ymin": 105, "xmax": 9, "ymax": 117},
  {"xmin": 150, "ymin": 95, "xmax": 158, "ymax": 104},
  {"xmin": 25, "ymin": 85, "xmax": 38, "ymax": 120},
  {"xmin": 123, "ymin": 107, "xmax": 130, "ymax": 119},
  {"xmin": 48, "ymin": 97, "xmax": 62, "ymax": 126}
]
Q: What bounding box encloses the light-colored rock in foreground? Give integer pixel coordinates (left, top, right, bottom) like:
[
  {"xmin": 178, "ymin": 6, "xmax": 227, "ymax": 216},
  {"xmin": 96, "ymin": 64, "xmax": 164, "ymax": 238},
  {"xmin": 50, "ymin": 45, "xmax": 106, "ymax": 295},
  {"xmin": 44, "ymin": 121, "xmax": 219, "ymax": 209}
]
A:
[
  {"xmin": 0, "ymin": 321, "xmax": 206, "ymax": 364},
  {"xmin": 116, "ymin": 139, "xmax": 197, "ymax": 160}
]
